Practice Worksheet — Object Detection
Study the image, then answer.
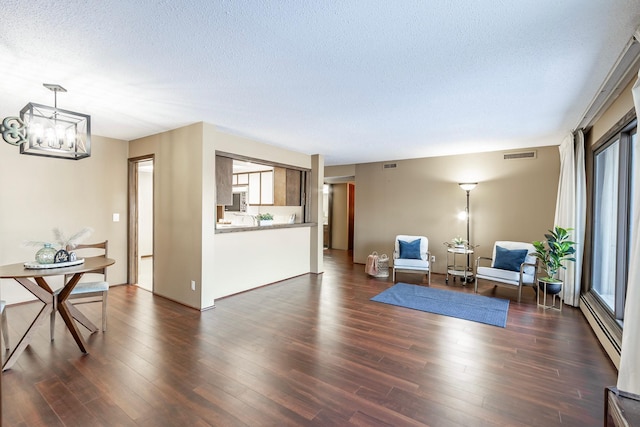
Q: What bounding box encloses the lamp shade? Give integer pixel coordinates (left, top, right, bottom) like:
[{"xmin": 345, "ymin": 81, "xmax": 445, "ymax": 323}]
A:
[{"xmin": 459, "ymin": 182, "xmax": 478, "ymax": 192}]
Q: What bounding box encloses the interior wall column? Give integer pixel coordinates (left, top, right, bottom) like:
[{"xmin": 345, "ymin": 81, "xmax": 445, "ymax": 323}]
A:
[{"xmin": 310, "ymin": 154, "xmax": 324, "ymax": 274}]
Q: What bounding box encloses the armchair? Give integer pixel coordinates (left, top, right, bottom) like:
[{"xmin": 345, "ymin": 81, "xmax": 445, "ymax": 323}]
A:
[
  {"xmin": 474, "ymin": 241, "xmax": 537, "ymax": 302},
  {"xmin": 392, "ymin": 235, "xmax": 431, "ymax": 284}
]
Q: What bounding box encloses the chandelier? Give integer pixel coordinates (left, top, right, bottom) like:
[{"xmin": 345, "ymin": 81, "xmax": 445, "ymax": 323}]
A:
[{"xmin": 1, "ymin": 83, "xmax": 91, "ymax": 160}]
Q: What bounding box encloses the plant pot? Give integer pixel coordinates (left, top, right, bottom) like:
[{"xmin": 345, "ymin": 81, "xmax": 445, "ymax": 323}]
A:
[
  {"xmin": 259, "ymin": 220, "xmax": 273, "ymax": 226},
  {"xmin": 538, "ymin": 278, "xmax": 562, "ymax": 295}
]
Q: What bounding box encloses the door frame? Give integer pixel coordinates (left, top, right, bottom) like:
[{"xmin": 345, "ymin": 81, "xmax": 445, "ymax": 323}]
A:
[{"xmin": 128, "ymin": 154, "xmax": 155, "ymax": 286}]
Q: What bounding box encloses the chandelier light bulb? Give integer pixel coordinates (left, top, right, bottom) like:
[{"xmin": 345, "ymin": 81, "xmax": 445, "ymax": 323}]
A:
[
  {"xmin": 29, "ymin": 123, "xmax": 44, "ymax": 146},
  {"xmin": 65, "ymin": 127, "xmax": 76, "ymax": 149},
  {"xmin": 55, "ymin": 124, "xmax": 66, "ymax": 148},
  {"xmin": 45, "ymin": 127, "xmax": 56, "ymax": 147}
]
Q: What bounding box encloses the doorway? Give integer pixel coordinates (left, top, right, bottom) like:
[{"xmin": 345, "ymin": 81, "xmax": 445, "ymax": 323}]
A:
[
  {"xmin": 323, "ymin": 182, "xmax": 354, "ymax": 251},
  {"xmin": 128, "ymin": 156, "xmax": 154, "ymax": 292}
]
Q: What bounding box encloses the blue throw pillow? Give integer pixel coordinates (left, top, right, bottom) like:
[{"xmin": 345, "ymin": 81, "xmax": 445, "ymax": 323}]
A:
[
  {"xmin": 399, "ymin": 239, "xmax": 422, "ymax": 259},
  {"xmin": 493, "ymin": 246, "xmax": 529, "ymax": 272}
]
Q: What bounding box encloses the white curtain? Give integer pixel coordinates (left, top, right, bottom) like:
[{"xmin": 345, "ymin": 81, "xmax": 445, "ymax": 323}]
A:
[
  {"xmin": 617, "ymin": 70, "xmax": 640, "ymax": 394},
  {"xmin": 554, "ymin": 130, "xmax": 586, "ymax": 307}
]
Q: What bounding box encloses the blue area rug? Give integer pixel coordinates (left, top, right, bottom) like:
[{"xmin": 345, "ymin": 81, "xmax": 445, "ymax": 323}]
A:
[{"xmin": 371, "ymin": 283, "xmax": 509, "ymax": 327}]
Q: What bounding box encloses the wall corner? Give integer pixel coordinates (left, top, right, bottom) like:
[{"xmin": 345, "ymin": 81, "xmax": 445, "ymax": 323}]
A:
[{"xmin": 310, "ymin": 154, "xmax": 324, "ymax": 273}]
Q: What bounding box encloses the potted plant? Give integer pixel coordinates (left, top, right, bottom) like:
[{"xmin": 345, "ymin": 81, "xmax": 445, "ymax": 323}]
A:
[
  {"xmin": 257, "ymin": 212, "xmax": 274, "ymax": 226},
  {"xmin": 531, "ymin": 226, "xmax": 576, "ymax": 294},
  {"xmin": 451, "ymin": 237, "xmax": 468, "ymax": 248}
]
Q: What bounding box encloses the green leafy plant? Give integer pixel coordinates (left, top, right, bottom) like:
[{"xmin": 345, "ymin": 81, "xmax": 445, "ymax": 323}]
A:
[
  {"xmin": 257, "ymin": 213, "xmax": 273, "ymax": 221},
  {"xmin": 531, "ymin": 226, "xmax": 576, "ymax": 281}
]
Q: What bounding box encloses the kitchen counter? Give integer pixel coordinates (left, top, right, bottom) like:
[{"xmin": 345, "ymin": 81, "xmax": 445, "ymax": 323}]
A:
[{"xmin": 215, "ymin": 222, "xmax": 316, "ymax": 233}]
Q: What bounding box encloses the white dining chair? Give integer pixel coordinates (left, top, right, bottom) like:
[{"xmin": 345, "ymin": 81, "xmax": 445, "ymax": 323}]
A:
[
  {"xmin": 50, "ymin": 241, "xmax": 110, "ymax": 340},
  {"xmin": 1, "ymin": 300, "xmax": 9, "ymax": 350}
]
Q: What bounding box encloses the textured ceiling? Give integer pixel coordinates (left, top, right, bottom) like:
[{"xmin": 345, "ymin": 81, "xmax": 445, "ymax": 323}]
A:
[{"xmin": 1, "ymin": 1, "xmax": 639, "ymax": 165}]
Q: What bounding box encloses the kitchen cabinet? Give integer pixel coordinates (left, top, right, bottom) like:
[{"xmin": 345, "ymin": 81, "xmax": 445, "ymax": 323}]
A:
[
  {"xmin": 286, "ymin": 169, "xmax": 302, "ymax": 206},
  {"xmin": 233, "ymin": 173, "xmax": 249, "ymax": 185},
  {"xmin": 274, "ymin": 167, "xmax": 302, "ymax": 206},
  {"xmin": 260, "ymin": 171, "xmax": 273, "ymax": 204},
  {"xmin": 248, "ymin": 171, "xmax": 273, "ymax": 205},
  {"xmin": 248, "ymin": 172, "xmax": 261, "ymax": 205},
  {"xmin": 274, "ymin": 167, "xmax": 287, "ymax": 206},
  {"xmin": 216, "ymin": 156, "xmax": 233, "ymax": 206}
]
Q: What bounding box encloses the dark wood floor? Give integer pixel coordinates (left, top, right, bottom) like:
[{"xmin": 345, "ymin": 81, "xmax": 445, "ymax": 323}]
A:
[{"xmin": 2, "ymin": 249, "xmax": 617, "ymax": 426}]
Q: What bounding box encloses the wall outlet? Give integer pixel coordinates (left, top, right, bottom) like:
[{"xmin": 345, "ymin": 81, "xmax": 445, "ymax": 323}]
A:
[
  {"xmin": 191, "ymin": 280, "xmax": 196, "ymax": 291},
  {"xmin": 431, "ymin": 255, "xmax": 436, "ymax": 263}
]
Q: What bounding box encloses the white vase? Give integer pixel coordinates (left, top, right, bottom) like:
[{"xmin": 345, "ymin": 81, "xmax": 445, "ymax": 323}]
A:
[{"xmin": 259, "ymin": 220, "xmax": 273, "ymax": 226}]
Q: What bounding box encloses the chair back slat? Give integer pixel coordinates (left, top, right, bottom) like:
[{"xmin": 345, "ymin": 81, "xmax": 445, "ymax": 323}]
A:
[{"xmin": 65, "ymin": 241, "xmax": 108, "ymax": 281}]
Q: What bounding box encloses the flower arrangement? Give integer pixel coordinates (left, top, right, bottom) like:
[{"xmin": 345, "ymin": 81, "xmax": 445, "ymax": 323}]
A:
[{"xmin": 24, "ymin": 227, "xmax": 94, "ymax": 250}]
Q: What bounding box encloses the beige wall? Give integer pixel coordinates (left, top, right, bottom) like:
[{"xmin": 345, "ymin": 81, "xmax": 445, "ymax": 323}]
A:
[
  {"xmin": 325, "ymin": 164, "xmax": 355, "ymax": 180},
  {"xmin": 210, "ymin": 125, "xmax": 321, "ymax": 301},
  {"xmin": 331, "ymin": 183, "xmax": 349, "ymax": 250},
  {"xmin": 0, "ymin": 135, "xmax": 129, "ymax": 304},
  {"xmin": 353, "ymin": 146, "xmax": 560, "ymax": 272},
  {"xmin": 129, "ymin": 123, "xmax": 205, "ymax": 308},
  {"xmin": 590, "ymin": 78, "xmax": 637, "ymax": 144},
  {"xmin": 138, "ymin": 168, "xmax": 153, "ymax": 256},
  {"xmin": 129, "ymin": 122, "xmax": 323, "ymax": 309}
]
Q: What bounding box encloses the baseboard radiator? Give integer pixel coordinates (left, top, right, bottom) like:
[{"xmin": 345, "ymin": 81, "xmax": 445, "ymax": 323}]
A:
[{"xmin": 580, "ymin": 293, "xmax": 622, "ymax": 369}]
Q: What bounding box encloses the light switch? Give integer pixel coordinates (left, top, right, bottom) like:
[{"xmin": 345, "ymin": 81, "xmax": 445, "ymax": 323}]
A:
[{"xmin": 112, "ymin": 213, "xmax": 120, "ymax": 222}]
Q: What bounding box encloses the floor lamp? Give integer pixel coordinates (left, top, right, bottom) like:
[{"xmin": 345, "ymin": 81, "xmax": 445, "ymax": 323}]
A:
[{"xmin": 459, "ymin": 182, "xmax": 478, "ymax": 278}]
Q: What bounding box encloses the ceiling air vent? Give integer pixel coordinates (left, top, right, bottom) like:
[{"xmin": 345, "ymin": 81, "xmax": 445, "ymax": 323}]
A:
[
  {"xmin": 504, "ymin": 150, "xmax": 537, "ymax": 160},
  {"xmin": 383, "ymin": 163, "xmax": 397, "ymax": 169}
]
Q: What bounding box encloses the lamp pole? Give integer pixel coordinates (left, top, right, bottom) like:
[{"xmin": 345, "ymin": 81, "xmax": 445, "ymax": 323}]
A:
[
  {"xmin": 465, "ymin": 189, "xmax": 471, "ymax": 246},
  {"xmin": 459, "ymin": 183, "xmax": 478, "ymax": 281}
]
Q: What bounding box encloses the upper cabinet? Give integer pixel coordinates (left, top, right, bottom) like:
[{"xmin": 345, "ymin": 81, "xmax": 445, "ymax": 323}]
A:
[
  {"xmin": 274, "ymin": 167, "xmax": 302, "ymax": 206},
  {"xmin": 217, "ymin": 154, "xmax": 306, "ymax": 208},
  {"xmin": 248, "ymin": 171, "xmax": 273, "ymax": 205},
  {"xmin": 285, "ymin": 169, "xmax": 302, "ymax": 206},
  {"xmin": 274, "ymin": 167, "xmax": 286, "ymax": 206},
  {"xmin": 216, "ymin": 156, "xmax": 233, "ymax": 206},
  {"xmin": 260, "ymin": 171, "xmax": 274, "ymax": 204}
]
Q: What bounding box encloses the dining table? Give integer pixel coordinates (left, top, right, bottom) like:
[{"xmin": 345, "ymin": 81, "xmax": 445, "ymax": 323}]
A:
[{"xmin": 0, "ymin": 256, "xmax": 115, "ymax": 371}]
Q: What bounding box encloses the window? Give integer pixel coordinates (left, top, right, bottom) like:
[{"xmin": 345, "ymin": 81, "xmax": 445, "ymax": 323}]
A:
[
  {"xmin": 588, "ymin": 120, "xmax": 637, "ymax": 322},
  {"xmin": 592, "ymin": 140, "xmax": 619, "ymax": 310}
]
